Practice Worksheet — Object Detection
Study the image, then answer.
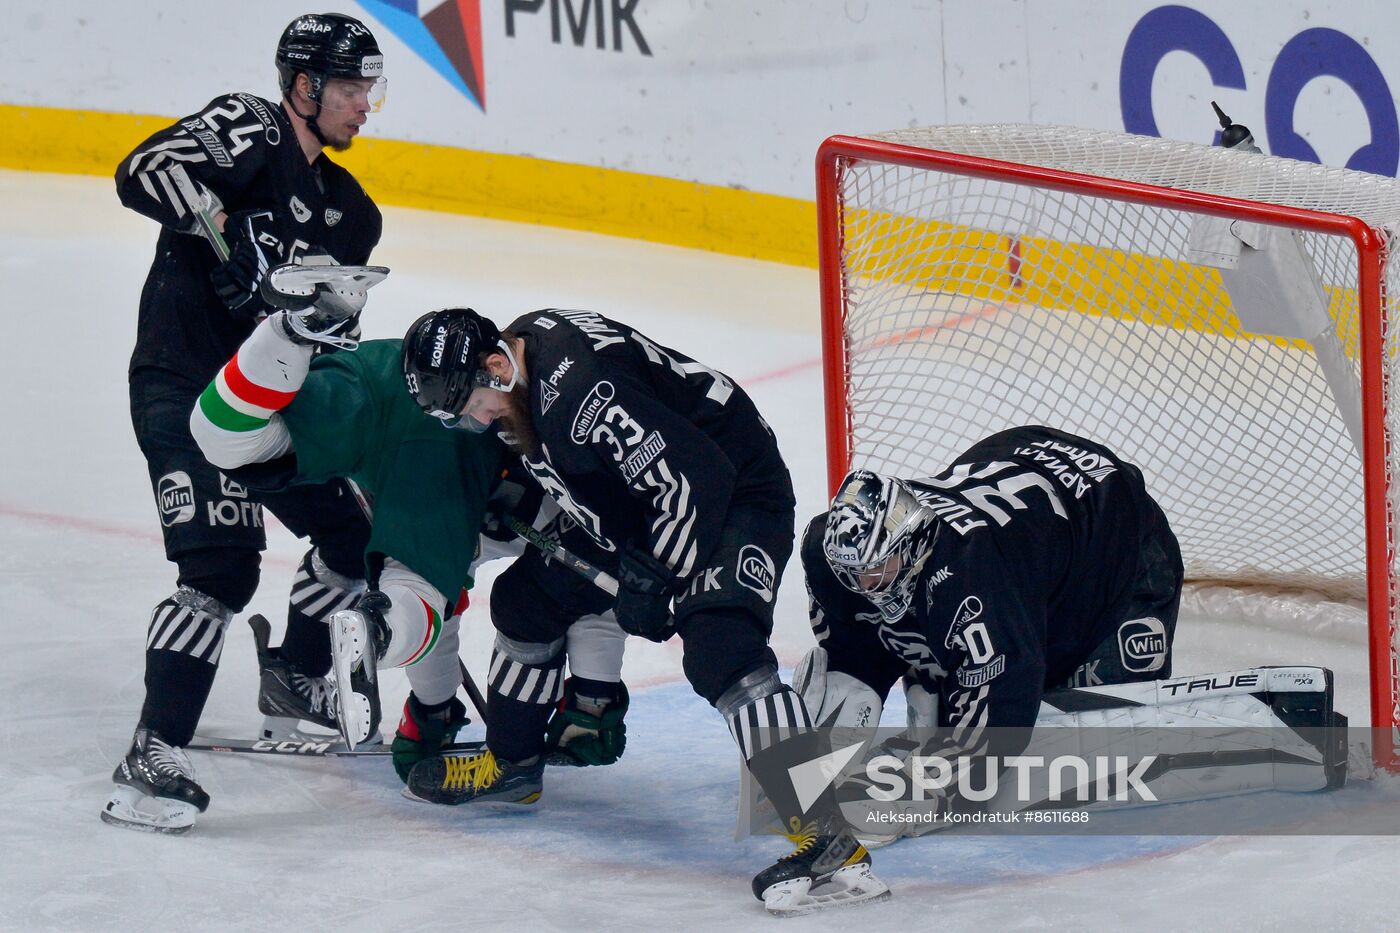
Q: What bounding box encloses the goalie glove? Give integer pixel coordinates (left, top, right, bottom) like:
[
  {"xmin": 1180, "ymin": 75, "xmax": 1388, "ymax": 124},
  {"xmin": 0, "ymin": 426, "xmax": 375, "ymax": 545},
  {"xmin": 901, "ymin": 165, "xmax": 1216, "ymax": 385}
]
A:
[
  {"xmin": 545, "ymin": 679, "xmax": 628, "ymax": 767},
  {"xmin": 391, "ymin": 694, "xmax": 470, "ymax": 784}
]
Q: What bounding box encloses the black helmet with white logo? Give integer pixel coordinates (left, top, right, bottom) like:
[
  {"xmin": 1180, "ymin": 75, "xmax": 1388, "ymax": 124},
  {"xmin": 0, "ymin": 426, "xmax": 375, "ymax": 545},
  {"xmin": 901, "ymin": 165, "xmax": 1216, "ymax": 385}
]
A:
[
  {"xmin": 401, "ymin": 308, "xmax": 502, "ymax": 419},
  {"xmin": 276, "ymin": 13, "xmax": 384, "ymax": 99}
]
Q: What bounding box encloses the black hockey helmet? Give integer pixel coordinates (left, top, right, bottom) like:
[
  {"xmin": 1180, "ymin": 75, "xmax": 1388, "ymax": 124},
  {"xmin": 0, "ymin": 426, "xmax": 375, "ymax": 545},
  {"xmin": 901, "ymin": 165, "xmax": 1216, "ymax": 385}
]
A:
[
  {"xmin": 401, "ymin": 308, "xmax": 503, "ymax": 420},
  {"xmin": 276, "ymin": 13, "xmax": 384, "ymax": 103}
]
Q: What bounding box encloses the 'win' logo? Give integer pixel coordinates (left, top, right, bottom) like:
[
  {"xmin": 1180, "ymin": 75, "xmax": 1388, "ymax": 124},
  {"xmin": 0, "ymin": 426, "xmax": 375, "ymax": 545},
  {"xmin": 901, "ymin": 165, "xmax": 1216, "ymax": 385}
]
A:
[{"xmin": 357, "ymin": 1, "xmax": 486, "ymax": 111}]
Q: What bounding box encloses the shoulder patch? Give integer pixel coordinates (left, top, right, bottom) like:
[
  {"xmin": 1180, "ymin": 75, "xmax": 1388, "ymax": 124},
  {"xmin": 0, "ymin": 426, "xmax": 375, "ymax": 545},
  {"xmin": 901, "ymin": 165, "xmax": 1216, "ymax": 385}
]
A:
[{"xmin": 620, "ymin": 431, "xmax": 666, "ymax": 480}]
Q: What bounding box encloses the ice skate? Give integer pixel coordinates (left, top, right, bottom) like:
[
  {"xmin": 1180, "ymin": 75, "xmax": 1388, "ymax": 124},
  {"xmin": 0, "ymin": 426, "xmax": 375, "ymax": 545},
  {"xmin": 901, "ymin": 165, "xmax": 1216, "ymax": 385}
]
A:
[
  {"xmin": 248, "ymin": 614, "xmax": 340, "ymax": 741},
  {"xmin": 751, "ymin": 819, "xmax": 890, "ymax": 917},
  {"xmin": 403, "ymin": 748, "xmax": 543, "ymax": 807},
  {"xmin": 100, "ymin": 727, "xmax": 210, "ymax": 835},
  {"xmin": 328, "ymin": 605, "xmax": 384, "ymax": 749}
]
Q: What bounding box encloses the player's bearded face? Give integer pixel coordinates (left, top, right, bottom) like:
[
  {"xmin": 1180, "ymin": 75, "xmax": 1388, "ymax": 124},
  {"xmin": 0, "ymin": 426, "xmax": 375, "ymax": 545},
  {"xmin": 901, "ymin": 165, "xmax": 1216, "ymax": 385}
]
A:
[
  {"xmin": 314, "ymin": 78, "xmax": 384, "ymax": 151},
  {"xmin": 497, "ymin": 382, "xmax": 539, "ymax": 457}
]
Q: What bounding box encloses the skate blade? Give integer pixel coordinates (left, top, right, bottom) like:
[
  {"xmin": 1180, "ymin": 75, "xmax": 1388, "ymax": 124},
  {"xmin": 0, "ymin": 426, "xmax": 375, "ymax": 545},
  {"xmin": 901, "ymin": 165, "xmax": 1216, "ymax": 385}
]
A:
[
  {"xmin": 328, "ymin": 611, "xmax": 374, "ymax": 748},
  {"xmin": 100, "ymin": 785, "xmax": 197, "ymax": 835},
  {"xmin": 400, "ymin": 786, "xmax": 542, "ymax": 809},
  {"xmin": 855, "ymin": 832, "xmax": 901, "ymax": 850},
  {"xmin": 259, "ymin": 715, "xmax": 341, "ymax": 743},
  {"xmin": 763, "ymin": 864, "xmax": 891, "ymax": 917}
]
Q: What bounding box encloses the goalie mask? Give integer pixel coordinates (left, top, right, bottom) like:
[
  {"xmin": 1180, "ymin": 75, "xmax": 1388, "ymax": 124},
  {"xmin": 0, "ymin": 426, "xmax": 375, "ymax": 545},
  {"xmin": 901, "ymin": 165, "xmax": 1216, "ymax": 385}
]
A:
[{"xmin": 823, "ymin": 470, "xmax": 938, "ymax": 622}]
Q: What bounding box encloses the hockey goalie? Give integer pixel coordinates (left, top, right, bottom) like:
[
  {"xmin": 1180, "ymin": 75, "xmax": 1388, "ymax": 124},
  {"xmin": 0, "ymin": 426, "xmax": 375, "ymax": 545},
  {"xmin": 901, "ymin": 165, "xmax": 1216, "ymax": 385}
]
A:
[{"xmin": 792, "ymin": 426, "xmax": 1348, "ymax": 845}]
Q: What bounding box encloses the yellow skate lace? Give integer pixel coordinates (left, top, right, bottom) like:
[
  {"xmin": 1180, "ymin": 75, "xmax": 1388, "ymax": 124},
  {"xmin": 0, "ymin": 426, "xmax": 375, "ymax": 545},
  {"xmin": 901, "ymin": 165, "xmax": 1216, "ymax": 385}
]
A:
[
  {"xmin": 782, "ymin": 817, "xmax": 818, "ymax": 859},
  {"xmin": 442, "ymin": 750, "xmax": 502, "ymax": 792}
]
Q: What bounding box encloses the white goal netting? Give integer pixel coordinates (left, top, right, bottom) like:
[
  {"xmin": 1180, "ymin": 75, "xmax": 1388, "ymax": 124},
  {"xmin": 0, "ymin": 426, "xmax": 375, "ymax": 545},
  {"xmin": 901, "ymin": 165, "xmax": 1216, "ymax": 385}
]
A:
[{"xmin": 820, "ymin": 124, "xmax": 1400, "ymax": 735}]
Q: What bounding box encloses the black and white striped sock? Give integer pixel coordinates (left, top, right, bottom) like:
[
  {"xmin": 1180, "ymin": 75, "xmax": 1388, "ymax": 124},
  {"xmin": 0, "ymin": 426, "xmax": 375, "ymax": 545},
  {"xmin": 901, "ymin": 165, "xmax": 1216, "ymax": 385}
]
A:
[
  {"xmin": 289, "ymin": 549, "xmax": 364, "ymax": 622},
  {"xmin": 485, "ymin": 646, "xmax": 565, "ymax": 763},
  {"xmin": 283, "ymin": 549, "xmax": 365, "ymax": 676},
  {"xmin": 140, "ymin": 587, "xmax": 234, "ymax": 746},
  {"xmin": 726, "ymin": 685, "xmax": 813, "ymax": 762},
  {"xmin": 487, "ymin": 647, "xmax": 566, "ymax": 706},
  {"xmin": 145, "ymin": 587, "xmax": 232, "ymax": 665}
]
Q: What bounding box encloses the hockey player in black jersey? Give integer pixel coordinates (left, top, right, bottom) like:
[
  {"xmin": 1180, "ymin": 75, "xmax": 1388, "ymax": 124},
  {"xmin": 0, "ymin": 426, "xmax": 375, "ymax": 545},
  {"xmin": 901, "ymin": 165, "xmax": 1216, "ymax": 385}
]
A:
[
  {"xmin": 387, "ymin": 307, "xmax": 888, "ymax": 914},
  {"xmin": 797, "ymin": 426, "xmax": 1347, "ymax": 841},
  {"xmin": 807, "ymin": 426, "xmax": 1185, "ymax": 738},
  {"xmin": 104, "ymin": 13, "xmax": 387, "ymax": 834},
  {"xmin": 803, "ymin": 428, "xmax": 1181, "ymax": 771}
]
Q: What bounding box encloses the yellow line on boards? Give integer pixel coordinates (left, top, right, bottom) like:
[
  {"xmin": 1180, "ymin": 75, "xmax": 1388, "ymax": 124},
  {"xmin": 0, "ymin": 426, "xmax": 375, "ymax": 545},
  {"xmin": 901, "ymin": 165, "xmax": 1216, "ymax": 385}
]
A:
[
  {"xmin": 5, "ymin": 102, "xmax": 1350, "ymax": 349},
  {"xmin": 0, "ymin": 102, "xmax": 819, "ymax": 268}
]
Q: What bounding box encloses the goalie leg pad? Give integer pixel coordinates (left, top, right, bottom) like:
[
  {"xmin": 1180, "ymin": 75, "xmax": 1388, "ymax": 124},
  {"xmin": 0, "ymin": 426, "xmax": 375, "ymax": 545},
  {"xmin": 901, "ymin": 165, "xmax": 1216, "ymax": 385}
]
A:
[
  {"xmin": 793, "ymin": 646, "xmax": 884, "ymax": 732},
  {"xmin": 1018, "ymin": 666, "xmax": 1347, "ymax": 811}
]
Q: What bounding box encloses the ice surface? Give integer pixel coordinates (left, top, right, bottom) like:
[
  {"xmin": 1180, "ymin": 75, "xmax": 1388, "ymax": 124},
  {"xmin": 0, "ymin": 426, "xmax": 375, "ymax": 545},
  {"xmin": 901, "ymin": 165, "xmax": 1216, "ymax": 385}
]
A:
[{"xmin": 1, "ymin": 171, "xmax": 1396, "ymax": 930}]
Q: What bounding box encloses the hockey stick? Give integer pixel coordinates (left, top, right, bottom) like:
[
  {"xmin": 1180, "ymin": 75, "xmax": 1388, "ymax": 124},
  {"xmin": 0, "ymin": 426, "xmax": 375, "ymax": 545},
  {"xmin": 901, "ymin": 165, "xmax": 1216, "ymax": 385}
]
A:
[
  {"xmin": 167, "ymin": 163, "xmax": 231, "ymax": 260},
  {"xmin": 187, "ymin": 736, "xmax": 486, "ymax": 757},
  {"xmin": 458, "ymin": 658, "xmax": 488, "ymax": 722},
  {"xmin": 189, "ymin": 733, "xmax": 581, "ymax": 767},
  {"xmin": 502, "ymin": 514, "xmax": 619, "ymax": 597}
]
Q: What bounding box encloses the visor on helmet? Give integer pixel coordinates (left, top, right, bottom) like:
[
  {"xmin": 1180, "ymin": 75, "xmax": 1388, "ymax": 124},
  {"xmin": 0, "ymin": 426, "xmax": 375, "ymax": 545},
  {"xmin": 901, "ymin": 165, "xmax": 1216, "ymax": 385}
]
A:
[
  {"xmin": 315, "ymin": 76, "xmax": 387, "ymax": 113},
  {"xmin": 429, "ymin": 341, "xmax": 520, "ymax": 432}
]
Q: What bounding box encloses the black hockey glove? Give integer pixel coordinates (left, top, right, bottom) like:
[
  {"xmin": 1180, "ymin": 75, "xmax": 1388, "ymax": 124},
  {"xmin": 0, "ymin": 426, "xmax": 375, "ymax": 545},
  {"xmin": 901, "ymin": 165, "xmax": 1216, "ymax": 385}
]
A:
[
  {"xmin": 615, "ymin": 545, "xmax": 677, "ymax": 643},
  {"xmin": 210, "ymin": 209, "xmax": 281, "ymax": 317}
]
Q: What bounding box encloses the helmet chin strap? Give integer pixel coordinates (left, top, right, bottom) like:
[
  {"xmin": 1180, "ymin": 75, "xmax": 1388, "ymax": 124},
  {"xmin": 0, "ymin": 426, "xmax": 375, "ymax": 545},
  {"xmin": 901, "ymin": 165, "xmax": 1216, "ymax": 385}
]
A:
[{"xmin": 285, "ymin": 81, "xmax": 329, "ymax": 146}]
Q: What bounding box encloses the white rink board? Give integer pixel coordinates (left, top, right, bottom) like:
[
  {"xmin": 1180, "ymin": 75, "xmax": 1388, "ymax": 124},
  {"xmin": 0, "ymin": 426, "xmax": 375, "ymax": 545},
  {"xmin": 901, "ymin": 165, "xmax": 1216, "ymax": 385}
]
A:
[{"xmin": 4, "ymin": 1, "xmax": 1400, "ymax": 196}]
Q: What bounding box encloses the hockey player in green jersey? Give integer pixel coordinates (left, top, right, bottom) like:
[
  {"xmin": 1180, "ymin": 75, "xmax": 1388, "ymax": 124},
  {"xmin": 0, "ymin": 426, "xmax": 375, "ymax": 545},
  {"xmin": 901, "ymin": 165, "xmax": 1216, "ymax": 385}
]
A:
[{"xmin": 189, "ymin": 295, "xmax": 628, "ymax": 784}]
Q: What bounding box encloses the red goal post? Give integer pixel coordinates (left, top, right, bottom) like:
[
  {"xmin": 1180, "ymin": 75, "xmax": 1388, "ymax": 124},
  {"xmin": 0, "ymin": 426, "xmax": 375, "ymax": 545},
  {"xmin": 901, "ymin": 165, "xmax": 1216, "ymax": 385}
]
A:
[{"xmin": 815, "ymin": 127, "xmax": 1395, "ymax": 765}]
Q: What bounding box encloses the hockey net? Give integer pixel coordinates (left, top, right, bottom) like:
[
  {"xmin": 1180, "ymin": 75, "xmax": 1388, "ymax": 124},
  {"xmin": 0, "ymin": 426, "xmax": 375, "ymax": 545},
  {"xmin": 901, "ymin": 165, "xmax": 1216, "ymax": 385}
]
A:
[{"xmin": 816, "ymin": 125, "xmax": 1399, "ymax": 763}]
